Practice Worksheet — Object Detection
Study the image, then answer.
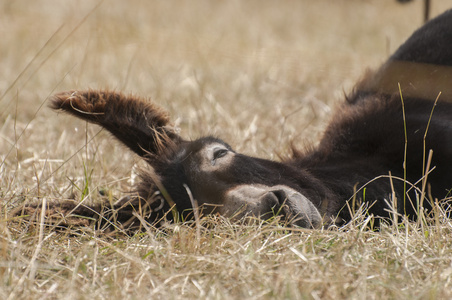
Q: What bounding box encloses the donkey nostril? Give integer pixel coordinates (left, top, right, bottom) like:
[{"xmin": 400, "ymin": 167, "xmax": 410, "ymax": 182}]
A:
[
  {"xmin": 266, "ymin": 189, "xmax": 291, "ymax": 216},
  {"xmin": 271, "ymin": 189, "xmax": 290, "ymax": 204}
]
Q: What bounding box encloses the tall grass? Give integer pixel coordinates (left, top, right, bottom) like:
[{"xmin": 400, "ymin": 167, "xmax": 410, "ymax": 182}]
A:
[{"xmin": 2, "ymin": 0, "xmax": 452, "ymax": 299}]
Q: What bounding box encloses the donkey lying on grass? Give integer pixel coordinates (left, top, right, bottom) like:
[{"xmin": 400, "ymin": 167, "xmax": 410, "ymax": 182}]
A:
[{"xmin": 14, "ymin": 10, "xmax": 452, "ymax": 230}]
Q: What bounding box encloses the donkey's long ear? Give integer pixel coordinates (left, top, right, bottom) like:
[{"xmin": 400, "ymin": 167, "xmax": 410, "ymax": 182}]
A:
[
  {"xmin": 50, "ymin": 90, "xmax": 181, "ymax": 158},
  {"xmin": 351, "ymin": 9, "xmax": 452, "ymax": 102}
]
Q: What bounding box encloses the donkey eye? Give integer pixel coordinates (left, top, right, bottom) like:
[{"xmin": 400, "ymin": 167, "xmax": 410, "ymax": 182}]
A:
[{"xmin": 213, "ymin": 148, "xmax": 228, "ymax": 160}]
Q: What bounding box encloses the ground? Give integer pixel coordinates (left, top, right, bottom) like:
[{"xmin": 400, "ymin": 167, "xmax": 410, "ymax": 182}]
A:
[{"xmin": 1, "ymin": 0, "xmax": 452, "ymax": 299}]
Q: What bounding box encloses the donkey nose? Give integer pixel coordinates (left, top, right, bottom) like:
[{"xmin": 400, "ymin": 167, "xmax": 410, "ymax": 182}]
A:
[
  {"xmin": 270, "ymin": 189, "xmax": 291, "ymax": 205},
  {"xmin": 268, "ymin": 189, "xmax": 297, "ymax": 215},
  {"xmin": 269, "ymin": 187, "xmax": 322, "ymax": 229},
  {"xmin": 223, "ymin": 184, "xmax": 321, "ymax": 228}
]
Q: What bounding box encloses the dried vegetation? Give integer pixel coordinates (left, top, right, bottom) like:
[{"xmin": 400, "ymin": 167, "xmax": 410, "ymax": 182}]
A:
[{"xmin": 2, "ymin": 0, "xmax": 452, "ymax": 299}]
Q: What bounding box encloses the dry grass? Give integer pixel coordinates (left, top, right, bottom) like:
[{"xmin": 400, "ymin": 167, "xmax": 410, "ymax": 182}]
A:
[{"xmin": 2, "ymin": 0, "xmax": 452, "ymax": 299}]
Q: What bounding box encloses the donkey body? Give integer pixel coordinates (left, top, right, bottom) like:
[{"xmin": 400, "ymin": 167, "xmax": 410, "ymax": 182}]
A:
[{"xmin": 17, "ymin": 10, "xmax": 452, "ymax": 229}]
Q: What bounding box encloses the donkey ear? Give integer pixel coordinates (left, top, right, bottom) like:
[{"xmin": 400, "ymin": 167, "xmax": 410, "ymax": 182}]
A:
[{"xmin": 50, "ymin": 90, "xmax": 182, "ymax": 158}]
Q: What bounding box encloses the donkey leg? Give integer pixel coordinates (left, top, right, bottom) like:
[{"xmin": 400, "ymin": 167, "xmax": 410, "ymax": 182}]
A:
[{"xmin": 10, "ymin": 195, "xmax": 164, "ymax": 231}]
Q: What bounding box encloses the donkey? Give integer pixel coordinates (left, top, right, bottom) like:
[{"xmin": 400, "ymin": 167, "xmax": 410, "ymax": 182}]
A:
[{"xmin": 14, "ymin": 9, "xmax": 452, "ymax": 230}]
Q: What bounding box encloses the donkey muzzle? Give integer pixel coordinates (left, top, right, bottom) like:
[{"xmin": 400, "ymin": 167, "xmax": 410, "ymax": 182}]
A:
[{"xmin": 223, "ymin": 184, "xmax": 322, "ymax": 228}]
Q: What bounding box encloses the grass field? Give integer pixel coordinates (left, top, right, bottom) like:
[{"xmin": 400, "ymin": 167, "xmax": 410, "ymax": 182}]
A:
[{"xmin": 2, "ymin": 0, "xmax": 452, "ymax": 299}]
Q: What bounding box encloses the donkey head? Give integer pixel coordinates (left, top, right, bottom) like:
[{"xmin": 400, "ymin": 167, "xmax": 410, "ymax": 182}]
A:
[{"xmin": 50, "ymin": 90, "xmax": 323, "ymax": 228}]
